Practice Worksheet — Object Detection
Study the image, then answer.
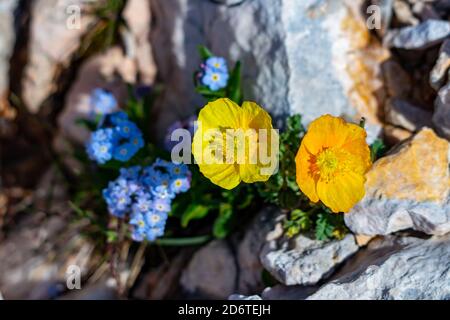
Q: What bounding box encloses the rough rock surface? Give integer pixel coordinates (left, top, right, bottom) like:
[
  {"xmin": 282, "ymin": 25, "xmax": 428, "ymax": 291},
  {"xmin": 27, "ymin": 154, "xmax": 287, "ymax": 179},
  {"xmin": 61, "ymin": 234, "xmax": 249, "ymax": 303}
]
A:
[
  {"xmin": 385, "ymin": 98, "xmax": 433, "ymax": 132},
  {"xmin": 122, "ymin": 0, "xmax": 156, "ymax": 86},
  {"xmin": 236, "ymin": 207, "xmax": 282, "ymax": 294},
  {"xmin": 384, "ymin": 19, "xmax": 450, "ymax": 50},
  {"xmin": 0, "ymin": 0, "xmax": 18, "ymax": 113},
  {"xmin": 0, "ymin": 169, "xmax": 98, "ymax": 299},
  {"xmin": 433, "ymin": 82, "xmax": 450, "ymax": 140},
  {"xmin": 229, "ymin": 294, "xmax": 262, "ymax": 301},
  {"xmin": 430, "ymin": 39, "xmax": 450, "ymax": 91},
  {"xmin": 180, "ymin": 240, "xmax": 237, "ymax": 299},
  {"xmin": 261, "ymin": 234, "xmax": 359, "ymax": 286},
  {"xmin": 57, "ymin": 48, "xmax": 134, "ymax": 144},
  {"xmin": 308, "ymin": 234, "xmax": 450, "ymax": 300},
  {"xmin": 22, "ymin": 0, "xmax": 99, "ymax": 113},
  {"xmin": 151, "ymin": 0, "xmax": 388, "ymax": 143},
  {"xmin": 179, "ymin": 208, "xmax": 282, "ymax": 299},
  {"xmin": 345, "ymin": 128, "xmax": 450, "ymax": 236}
]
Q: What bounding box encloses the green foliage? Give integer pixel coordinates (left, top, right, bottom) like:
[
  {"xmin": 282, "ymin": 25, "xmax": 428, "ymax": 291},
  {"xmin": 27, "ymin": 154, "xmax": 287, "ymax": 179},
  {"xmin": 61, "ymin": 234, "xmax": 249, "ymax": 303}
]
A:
[
  {"xmin": 370, "ymin": 139, "xmax": 387, "ymax": 162},
  {"xmin": 213, "ymin": 203, "xmax": 234, "ymax": 239},
  {"xmin": 257, "ymin": 114, "xmax": 306, "ymax": 209},
  {"xmin": 315, "ymin": 211, "xmax": 347, "ymax": 241},
  {"xmin": 284, "ymin": 209, "xmax": 313, "ymax": 238},
  {"xmin": 181, "ymin": 204, "xmax": 211, "ymax": 228}
]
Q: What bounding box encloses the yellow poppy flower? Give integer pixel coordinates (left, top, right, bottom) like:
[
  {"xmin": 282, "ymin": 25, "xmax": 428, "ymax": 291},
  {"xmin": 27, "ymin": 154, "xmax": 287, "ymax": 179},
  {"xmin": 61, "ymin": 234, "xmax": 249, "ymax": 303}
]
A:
[
  {"xmin": 192, "ymin": 98, "xmax": 278, "ymax": 190},
  {"xmin": 295, "ymin": 115, "xmax": 372, "ymax": 213}
]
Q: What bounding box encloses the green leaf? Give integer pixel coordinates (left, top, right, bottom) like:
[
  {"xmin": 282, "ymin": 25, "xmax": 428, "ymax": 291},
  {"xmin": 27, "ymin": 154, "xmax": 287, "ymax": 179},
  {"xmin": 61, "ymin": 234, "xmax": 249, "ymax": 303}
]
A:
[
  {"xmin": 213, "ymin": 203, "xmax": 234, "ymax": 239},
  {"xmin": 198, "ymin": 45, "xmax": 214, "ymax": 60},
  {"xmin": 286, "ymin": 114, "xmax": 304, "ymax": 134},
  {"xmin": 315, "ymin": 213, "xmax": 336, "ymax": 241},
  {"xmin": 370, "ymin": 139, "xmax": 386, "ymax": 162},
  {"xmin": 181, "ymin": 204, "xmax": 211, "ymax": 228},
  {"xmin": 226, "ymin": 61, "xmax": 243, "ymax": 104},
  {"xmin": 156, "ymin": 235, "xmax": 211, "ymax": 247}
]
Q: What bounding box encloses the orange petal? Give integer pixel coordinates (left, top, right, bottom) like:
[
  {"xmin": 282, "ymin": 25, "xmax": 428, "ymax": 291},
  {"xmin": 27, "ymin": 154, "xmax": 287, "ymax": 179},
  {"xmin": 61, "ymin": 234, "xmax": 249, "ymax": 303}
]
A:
[
  {"xmin": 296, "ymin": 142, "xmax": 319, "ymax": 203},
  {"xmin": 303, "ymin": 115, "xmax": 349, "ymax": 154},
  {"xmin": 316, "ymin": 171, "xmax": 366, "ymax": 213}
]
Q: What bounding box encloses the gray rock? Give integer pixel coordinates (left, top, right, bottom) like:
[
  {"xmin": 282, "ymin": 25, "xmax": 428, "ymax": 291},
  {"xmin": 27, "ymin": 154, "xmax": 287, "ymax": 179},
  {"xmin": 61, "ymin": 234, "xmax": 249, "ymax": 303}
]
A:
[
  {"xmin": 370, "ymin": 0, "xmax": 394, "ymax": 37},
  {"xmin": 308, "ymin": 234, "xmax": 450, "ymax": 300},
  {"xmin": 345, "ymin": 128, "xmax": 450, "ymax": 236},
  {"xmin": 382, "ymin": 59, "xmax": 412, "ymax": 98},
  {"xmin": 180, "ymin": 240, "xmax": 237, "ymax": 299},
  {"xmin": 430, "ymin": 39, "xmax": 450, "ymax": 91},
  {"xmin": 236, "ymin": 207, "xmax": 283, "ymax": 295},
  {"xmin": 210, "ymin": 0, "xmax": 247, "ymax": 6},
  {"xmin": 385, "ymin": 19, "xmax": 450, "ymax": 50},
  {"xmin": 433, "ymin": 82, "xmax": 450, "ymax": 139},
  {"xmin": 22, "ymin": 0, "xmax": 99, "ymax": 113},
  {"xmin": 385, "ymin": 98, "xmax": 433, "ymax": 131},
  {"xmin": 260, "ymin": 234, "xmax": 359, "ymax": 286},
  {"xmin": 229, "ymin": 294, "xmax": 262, "ymax": 300},
  {"xmin": 393, "ymin": 0, "xmax": 419, "ymax": 26},
  {"xmin": 151, "ymin": 0, "xmax": 387, "ymax": 144},
  {"xmin": 60, "ymin": 278, "xmax": 118, "ymax": 300},
  {"xmin": 261, "ymin": 285, "xmax": 319, "ymax": 300},
  {"xmin": 412, "ymin": 2, "xmax": 442, "ymax": 21},
  {"xmin": 0, "ymin": 169, "xmax": 97, "ymax": 299},
  {"xmin": 0, "ymin": 0, "xmax": 18, "ymax": 104}
]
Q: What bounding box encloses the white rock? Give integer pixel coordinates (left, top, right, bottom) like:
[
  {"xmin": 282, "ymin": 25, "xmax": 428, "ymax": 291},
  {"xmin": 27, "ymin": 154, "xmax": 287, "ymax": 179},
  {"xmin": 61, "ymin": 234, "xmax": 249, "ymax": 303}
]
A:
[
  {"xmin": 236, "ymin": 207, "xmax": 283, "ymax": 295},
  {"xmin": 150, "ymin": 0, "xmax": 388, "ymax": 143},
  {"xmin": 345, "ymin": 128, "xmax": 450, "ymax": 236},
  {"xmin": 22, "ymin": 0, "xmax": 99, "ymax": 113},
  {"xmin": 308, "ymin": 235, "xmax": 450, "ymax": 300},
  {"xmin": 57, "ymin": 47, "xmax": 132, "ymax": 144},
  {"xmin": 433, "ymin": 82, "xmax": 450, "ymax": 140},
  {"xmin": 0, "ymin": 0, "xmax": 18, "ymax": 106},
  {"xmin": 260, "ymin": 234, "xmax": 359, "ymax": 286}
]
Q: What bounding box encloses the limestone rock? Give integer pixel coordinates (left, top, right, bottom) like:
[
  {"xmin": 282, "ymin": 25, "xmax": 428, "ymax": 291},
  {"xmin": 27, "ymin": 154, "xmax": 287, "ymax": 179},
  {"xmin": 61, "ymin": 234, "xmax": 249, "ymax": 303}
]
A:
[
  {"xmin": 151, "ymin": 0, "xmax": 389, "ymax": 143},
  {"xmin": 308, "ymin": 234, "xmax": 450, "ymax": 300},
  {"xmin": 57, "ymin": 48, "xmax": 133, "ymax": 144},
  {"xmin": 385, "ymin": 98, "xmax": 433, "ymax": 132},
  {"xmin": 22, "ymin": 0, "xmax": 99, "ymax": 113},
  {"xmin": 430, "ymin": 39, "xmax": 450, "ymax": 91},
  {"xmin": 393, "ymin": 0, "xmax": 419, "ymax": 26},
  {"xmin": 345, "ymin": 128, "xmax": 450, "ymax": 236},
  {"xmin": 0, "ymin": 169, "xmax": 98, "ymax": 299},
  {"xmin": 433, "ymin": 82, "xmax": 450, "ymax": 140},
  {"xmin": 229, "ymin": 294, "xmax": 263, "ymax": 300},
  {"xmin": 383, "ymin": 124, "xmax": 413, "ymax": 145},
  {"xmin": 236, "ymin": 207, "xmax": 283, "ymax": 295},
  {"xmin": 180, "ymin": 240, "xmax": 237, "ymax": 299},
  {"xmin": 382, "ymin": 59, "xmax": 412, "ymax": 98},
  {"xmin": 260, "ymin": 234, "xmax": 359, "ymax": 286},
  {"xmin": 384, "ymin": 19, "xmax": 450, "ymax": 50},
  {"xmin": 121, "ymin": 0, "xmax": 156, "ymax": 85},
  {"xmin": 0, "ymin": 0, "xmax": 18, "ymax": 115}
]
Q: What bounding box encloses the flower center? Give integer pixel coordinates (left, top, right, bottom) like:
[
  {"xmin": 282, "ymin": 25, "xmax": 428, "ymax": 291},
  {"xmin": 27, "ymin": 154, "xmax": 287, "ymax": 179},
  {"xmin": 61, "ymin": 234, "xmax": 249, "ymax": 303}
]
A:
[
  {"xmin": 316, "ymin": 149, "xmax": 339, "ymax": 181},
  {"xmin": 212, "ymin": 74, "xmax": 219, "ymax": 81}
]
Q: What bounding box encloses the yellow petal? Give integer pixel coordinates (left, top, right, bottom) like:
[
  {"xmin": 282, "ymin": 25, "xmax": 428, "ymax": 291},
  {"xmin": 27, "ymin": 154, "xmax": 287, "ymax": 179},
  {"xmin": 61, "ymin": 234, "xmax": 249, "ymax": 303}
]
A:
[
  {"xmin": 241, "ymin": 101, "xmax": 273, "ymax": 130},
  {"xmin": 340, "ymin": 123, "xmax": 372, "ymax": 173},
  {"xmin": 239, "ymin": 163, "xmax": 272, "ymax": 184},
  {"xmin": 198, "ymin": 163, "xmax": 241, "ymax": 190},
  {"xmin": 296, "ymin": 142, "xmax": 320, "ymax": 203},
  {"xmin": 198, "ymin": 98, "xmax": 241, "ymax": 131},
  {"xmin": 316, "ymin": 171, "xmax": 366, "ymax": 213},
  {"xmin": 303, "ymin": 115, "xmax": 349, "ymax": 155}
]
